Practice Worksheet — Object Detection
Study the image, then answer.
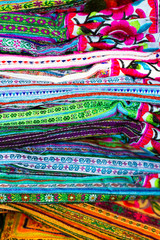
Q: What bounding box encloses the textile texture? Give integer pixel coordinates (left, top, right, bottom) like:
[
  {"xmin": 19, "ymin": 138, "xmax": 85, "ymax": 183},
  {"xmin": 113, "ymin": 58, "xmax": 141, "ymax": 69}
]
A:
[
  {"xmin": 0, "ymin": 0, "xmax": 159, "ymax": 239},
  {"xmin": 1, "ymin": 201, "xmax": 160, "ymax": 239}
]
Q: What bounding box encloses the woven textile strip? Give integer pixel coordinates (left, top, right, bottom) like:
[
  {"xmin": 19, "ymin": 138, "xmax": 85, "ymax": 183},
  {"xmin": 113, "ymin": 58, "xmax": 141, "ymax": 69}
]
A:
[
  {"xmin": 0, "ymin": 50, "xmax": 158, "ymax": 71},
  {"xmin": 0, "ymin": 0, "xmax": 86, "ymax": 13},
  {"xmin": 3, "ymin": 202, "xmax": 160, "ymax": 240}
]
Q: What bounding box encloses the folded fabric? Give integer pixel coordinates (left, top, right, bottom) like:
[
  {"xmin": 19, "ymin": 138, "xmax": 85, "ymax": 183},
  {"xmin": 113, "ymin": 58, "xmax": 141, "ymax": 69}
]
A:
[
  {"xmin": 0, "ymin": 15, "xmax": 154, "ymax": 44},
  {"xmin": 3, "ymin": 201, "xmax": 160, "ymax": 239},
  {"xmin": 0, "ymin": 81, "xmax": 160, "ymax": 105},
  {"xmin": 2, "ymin": 199, "xmax": 160, "ymax": 239},
  {"xmin": 0, "ymin": 0, "xmax": 158, "ymax": 210},
  {"xmin": 0, "ymin": 50, "xmax": 158, "ymax": 72},
  {"xmin": 1, "ymin": 211, "xmax": 75, "ymax": 239},
  {"xmin": 0, "ymin": 33, "xmax": 159, "ymax": 56},
  {"xmin": 0, "ymin": 105, "xmax": 160, "ymax": 150}
]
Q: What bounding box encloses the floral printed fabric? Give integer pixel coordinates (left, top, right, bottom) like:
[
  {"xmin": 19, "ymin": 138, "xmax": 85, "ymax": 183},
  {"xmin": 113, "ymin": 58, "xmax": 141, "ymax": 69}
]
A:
[{"xmin": 67, "ymin": 0, "xmax": 159, "ymax": 51}]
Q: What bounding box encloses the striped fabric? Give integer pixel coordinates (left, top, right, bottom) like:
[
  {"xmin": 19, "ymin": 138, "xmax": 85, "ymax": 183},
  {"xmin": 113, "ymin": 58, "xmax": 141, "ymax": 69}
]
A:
[{"xmin": 0, "ymin": 0, "xmax": 159, "ymax": 239}]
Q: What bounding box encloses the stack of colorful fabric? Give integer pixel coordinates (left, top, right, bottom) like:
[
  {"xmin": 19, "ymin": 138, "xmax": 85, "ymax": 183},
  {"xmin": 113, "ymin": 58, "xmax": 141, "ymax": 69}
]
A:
[{"xmin": 0, "ymin": 0, "xmax": 159, "ymax": 239}]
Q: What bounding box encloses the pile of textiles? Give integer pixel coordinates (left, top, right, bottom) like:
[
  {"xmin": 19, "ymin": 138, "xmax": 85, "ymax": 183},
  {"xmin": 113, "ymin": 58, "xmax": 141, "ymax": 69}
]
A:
[{"xmin": 0, "ymin": 0, "xmax": 159, "ymax": 239}]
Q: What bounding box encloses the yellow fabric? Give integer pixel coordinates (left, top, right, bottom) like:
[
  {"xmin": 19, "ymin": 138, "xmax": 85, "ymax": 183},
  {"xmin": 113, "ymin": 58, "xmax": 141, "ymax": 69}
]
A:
[{"xmin": 1, "ymin": 211, "xmax": 76, "ymax": 240}]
